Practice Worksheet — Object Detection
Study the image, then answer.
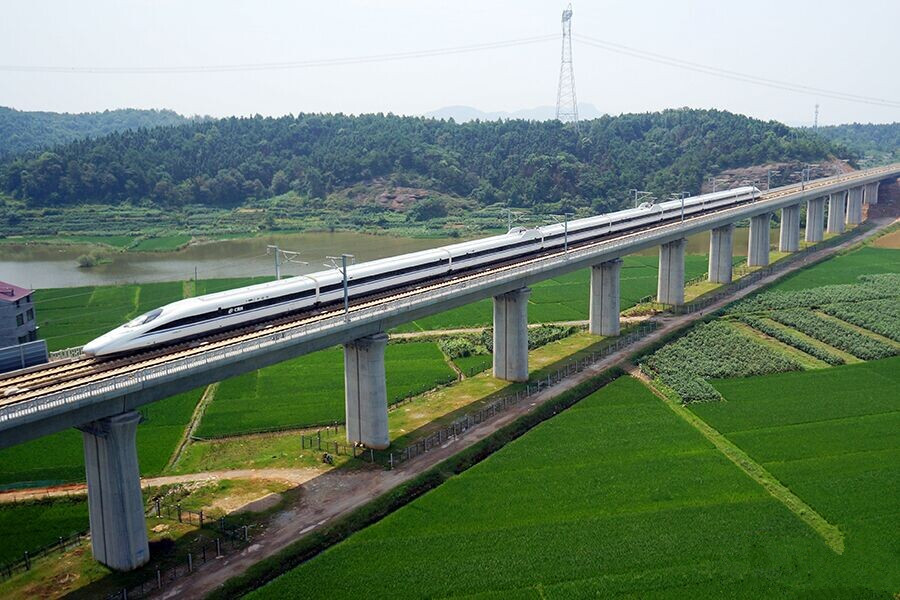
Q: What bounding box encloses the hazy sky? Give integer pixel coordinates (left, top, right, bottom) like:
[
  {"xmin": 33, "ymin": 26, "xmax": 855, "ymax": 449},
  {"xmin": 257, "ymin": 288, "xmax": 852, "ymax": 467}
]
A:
[{"xmin": 1, "ymin": 0, "xmax": 898, "ymax": 125}]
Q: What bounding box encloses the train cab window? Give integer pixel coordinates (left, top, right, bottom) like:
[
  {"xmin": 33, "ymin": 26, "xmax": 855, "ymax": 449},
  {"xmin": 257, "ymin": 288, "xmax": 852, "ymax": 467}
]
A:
[{"xmin": 124, "ymin": 308, "xmax": 163, "ymax": 328}]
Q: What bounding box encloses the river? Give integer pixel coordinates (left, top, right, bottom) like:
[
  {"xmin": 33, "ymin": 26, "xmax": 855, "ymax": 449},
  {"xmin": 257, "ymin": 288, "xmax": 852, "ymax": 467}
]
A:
[{"xmin": 0, "ymin": 228, "xmax": 768, "ymax": 289}]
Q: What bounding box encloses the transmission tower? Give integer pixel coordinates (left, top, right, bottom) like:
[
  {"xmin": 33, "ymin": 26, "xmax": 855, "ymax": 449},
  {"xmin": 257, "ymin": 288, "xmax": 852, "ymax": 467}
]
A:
[
  {"xmin": 555, "ymin": 4, "xmax": 579, "ymax": 131},
  {"xmin": 814, "ymin": 103, "xmax": 819, "ymax": 130}
]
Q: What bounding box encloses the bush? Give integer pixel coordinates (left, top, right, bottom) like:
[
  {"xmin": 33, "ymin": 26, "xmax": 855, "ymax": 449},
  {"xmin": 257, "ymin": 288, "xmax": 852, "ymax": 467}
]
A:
[
  {"xmin": 769, "ymin": 309, "xmax": 897, "ymax": 361},
  {"xmin": 739, "ymin": 315, "xmax": 845, "ymax": 366}
]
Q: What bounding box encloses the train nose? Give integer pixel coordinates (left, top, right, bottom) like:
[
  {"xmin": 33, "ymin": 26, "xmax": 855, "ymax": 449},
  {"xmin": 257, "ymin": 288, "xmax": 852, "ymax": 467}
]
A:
[{"xmin": 83, "ymin": 336, "xmax": 110, "ymax": 356}]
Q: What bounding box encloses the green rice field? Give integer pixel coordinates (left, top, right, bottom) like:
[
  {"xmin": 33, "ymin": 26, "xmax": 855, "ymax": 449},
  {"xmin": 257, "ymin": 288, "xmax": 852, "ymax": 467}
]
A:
[
  {"xmin": 771, "ymin": 245, "xmax": 900, "ymax": 291},
  {"xmin": 196, "ymin": 342, "xmax": 456, "ymax": 437},
  {"xmin": 249, "ymin": 375, "xmax": 895, "ymax": 599},
  {"xmin": 0, "ymin": 387, "xmax": 203, "ymax": 488},
  {"xmin": 694, "ymin": 357, "xmax": 900, "ymax": 596}
]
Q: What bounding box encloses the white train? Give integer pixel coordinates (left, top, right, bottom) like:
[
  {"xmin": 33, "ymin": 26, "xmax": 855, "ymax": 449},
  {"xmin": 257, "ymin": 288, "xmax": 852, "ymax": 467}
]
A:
[{"xmin": 83, "ymin": 186, "xmax": 759, "ymax": 356}]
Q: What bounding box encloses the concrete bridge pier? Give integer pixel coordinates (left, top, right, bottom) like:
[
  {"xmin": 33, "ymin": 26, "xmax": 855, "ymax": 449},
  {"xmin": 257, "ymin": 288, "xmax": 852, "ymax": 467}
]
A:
[
  {"xmin": 344, "ymin": 332, "xmax": 389, "ymax": 449},
  {"xmin": 827, "ymin": 191, "xmax": 846, "ymax": 234},
  {"xmin": 79, "ymin": 411, "xmax": 149, "ymax": 571},
  {"xmin": 864, "ymin": 182, "xmax": 880, "ymax": 205},
  {"xmin": 493, "ymin": 287, "xmax": 531, "ymax": 382},
  {"xmin": 589, "ymin": 258, "xmax": 622, "ymax": 336},
  {"xmin": 657, "ymin": 238, "xmax": 686, "ymax": 305},
  {"xmin": 779, "ymin": 204, "xmax": 801, "ymax": 252},
  {"xmin": 806, "ymin": 197, "xmax": 825, "ymax": 243},
  {"xmin": 747, "ymin": 212, "xmax": 772, "ymax": 266},
  {"xmin": 846, "ymin": 187, "xmax": 864, "ymax": 225},
  {"xmin": 708, "ymin": 224, "xmax": 734, "ymax": 284}
]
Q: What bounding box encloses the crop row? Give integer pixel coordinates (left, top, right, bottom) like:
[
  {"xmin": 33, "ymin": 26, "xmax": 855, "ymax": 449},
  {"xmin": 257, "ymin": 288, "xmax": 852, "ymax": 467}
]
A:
[
  {"xmin": 642, "ymin": 321, "xmax": 801, "ymax": 403},
  {"xmin": 737, "ymin": 315, "xmax": 845, "ymax": 366},
  {"xmin": 727, "ymin": 273, "xmax": 900, "ymax": 314},
  {"xmin": 769, "ymin": 309, "xmax": 898, "ymax": 361},
  {"xmin": 821, "ymin": 299, "xmax": 900, "ymax": 343}
]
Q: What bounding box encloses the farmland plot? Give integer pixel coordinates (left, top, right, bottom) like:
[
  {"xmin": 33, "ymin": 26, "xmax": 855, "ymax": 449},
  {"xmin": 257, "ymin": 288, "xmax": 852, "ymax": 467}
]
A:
[
  {"xmin": 641, "ymin": 320, "xmax": 801, "ymax": 402},
  {"xmin": 769, "ymin": 309, "xmax": 897, "ymax": 361},
  {"xmin": 250, "ymin": 377, "xmax": 865, "ymax": 599},
  {"xmin": 771, "ymin": 245, "xmax": 900, "ymax": 290},
  {"xmin": 694, "ymin": 357, "xmax": 900, "ymax": 595}
]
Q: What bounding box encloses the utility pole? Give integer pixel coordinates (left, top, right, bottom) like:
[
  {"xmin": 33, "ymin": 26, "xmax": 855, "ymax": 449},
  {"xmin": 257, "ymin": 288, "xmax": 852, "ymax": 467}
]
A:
[
  {"xmin": 267, "ymin": 244, "xmax": 307, "ymax": 280},
  {"xmin": 814, "ymin": 103, "xmax": 819, "ymax": 130},
  {"xmin": 630, "ymin": 189, "xmax": 653, "ymax": 208},
  {"xmin": 501, "ymin": 207, "xmax": 521, "ymax": 232},
  {"xmin": 555, "ymin": 4, "xmax": 579, "ymax": 132},
  {"xmin": 554, "ymin": 212, "xmax": 575, "ymax": 252},
  {"xmin": 668, "ymin": 192, "xmax": 689, "ymax": 222},
  {"xmin": 326, "ymin": 254, "xmax": 355, "ymax": 319}
]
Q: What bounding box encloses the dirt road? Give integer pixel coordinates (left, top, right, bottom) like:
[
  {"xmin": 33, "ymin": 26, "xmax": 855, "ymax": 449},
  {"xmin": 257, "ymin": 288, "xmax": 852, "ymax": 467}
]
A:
[{"xmin": 0, "ymin": 469, "xmax": 320, "ymax": 503}]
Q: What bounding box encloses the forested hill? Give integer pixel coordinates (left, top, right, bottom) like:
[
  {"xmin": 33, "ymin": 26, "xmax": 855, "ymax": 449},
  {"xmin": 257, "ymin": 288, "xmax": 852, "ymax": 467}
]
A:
[
  {"xmin": 0, "ymin": 106, "xmax": 192, "ymax": 159},
  {"xmin": 1, "ymin": 109, "xmax": 844, "ymax": 214},
  {"xmin": 814, "ymin": 123, "xmax": 899, "ymax": 165}
]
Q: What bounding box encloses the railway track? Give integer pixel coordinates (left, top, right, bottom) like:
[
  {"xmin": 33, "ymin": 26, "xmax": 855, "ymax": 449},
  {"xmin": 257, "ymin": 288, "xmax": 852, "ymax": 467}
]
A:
[{"xmin": 1, "ymin": 167, "xmax": 894, "ymax": 407}]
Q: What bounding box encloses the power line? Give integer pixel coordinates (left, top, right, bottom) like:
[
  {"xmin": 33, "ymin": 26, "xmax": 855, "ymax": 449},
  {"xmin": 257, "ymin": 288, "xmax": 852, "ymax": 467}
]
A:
[
  {"xmin": 574, "ymin": 34, "xmax": 900, "ymax": 108},
  {"xmin": 0, "ymin": 35, "xmax": 557, "ymax": 74}
]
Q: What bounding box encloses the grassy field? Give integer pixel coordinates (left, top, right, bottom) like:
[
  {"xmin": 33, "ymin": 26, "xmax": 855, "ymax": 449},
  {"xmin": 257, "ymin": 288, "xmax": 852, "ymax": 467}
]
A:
[
  {"xmin": 33, "ymin": 282, "xmax": 185, "ymax": 350},
  {"xmin": 196, "ymin": 342, "xmax": 456, "ymax": 437},
  {"xmin": 693, "ymin": 357, "xmax": 900, "ymax": 596},
  {"xmin": 250, "ymin": 375, "xmax": 871, "ymax": 599},
  {"xmin": 0, "ymin": 499, "xmax": 89, "ymax": 566},
  {"xmin": 770, "ymin": 245, "xmax": 900, "ymax": 290},
  {"xmin": 0, "ymin": 387, "xmax": 203, "ymax": 488},
  {"xmin": 130, "ymin": 235, "xmax": 193, "ymax": 252},
  {"xmin": 393, "ymin": 254, "xmax": 709, "ymax": 332}
]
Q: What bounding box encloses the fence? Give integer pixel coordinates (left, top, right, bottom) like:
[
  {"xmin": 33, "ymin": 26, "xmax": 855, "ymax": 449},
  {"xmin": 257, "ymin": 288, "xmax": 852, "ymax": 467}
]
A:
[
  {"xmin": 0, "ymin": 529, "xmax": 88, "ymax": 582},
  {"xmin": 0, "ymin": 339, "xmax": 48, "ymax": 374},
  {"xmin": 99, "ymin": 500, "xmax": 253, "ymax": 600},
  {"xmin": 47, "ymin": 345, "xmax": 84, "ymax": 361}
]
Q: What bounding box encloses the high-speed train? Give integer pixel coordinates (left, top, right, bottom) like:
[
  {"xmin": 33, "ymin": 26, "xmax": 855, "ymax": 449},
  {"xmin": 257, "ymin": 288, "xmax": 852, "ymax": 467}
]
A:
[{"xmin": 83, "ymin": 186, "xmax": 760, "ymax": 356}]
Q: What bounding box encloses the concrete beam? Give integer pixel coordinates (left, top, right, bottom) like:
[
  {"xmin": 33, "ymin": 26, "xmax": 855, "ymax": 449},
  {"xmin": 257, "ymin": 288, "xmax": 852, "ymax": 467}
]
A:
[
  {"xmin": 493, "ymin": 287, "xmax": 531, "ymax": 382},
  {"xmin": 79, "ymin": 411, "xmax": 149, "ymax": 571},
  {"xmin": 344, "ymin": 333, "xmax": 389, "ymax": 449},
  {"xmin": 827, "ymin": 191, "xmax": 845, "ymax": 234},
  {"xmin": 779, "ymin": 204, "xmax": 801, "ymax": 253},
  {"xmin": 589, "ymin": 259, "xmax": 622, "ymax": 336},
  {"xmin": 748, "ymin": 212, "xmax": 772, "ymax": 266},
  {"xmin": 805, "ymin": 197, "xmax": 825, "ymax": 243},
  {"xmin": 708, "ymin": 224, "xmax": 734, "ymax": 284},
  {"xmin": 657, "ymin": 238, "xmax": 686, "ymax": 305},
  {"xmin": 846, "ymin": 186, "xmax": 864, "ymax": 225}
]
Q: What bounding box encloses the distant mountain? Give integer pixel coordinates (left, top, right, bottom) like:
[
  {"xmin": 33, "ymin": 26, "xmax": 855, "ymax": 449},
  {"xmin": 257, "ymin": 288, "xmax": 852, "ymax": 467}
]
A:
[
  {"xmin": 1, "ymin": 108, "xmax": 842, "ymax": 217},
  {"xmin": 424, "ymin": 104, "xmax": 604, "ymax": 122},
  {"xmin": 0, "ymin": 106, "xmax": 197, "ymax": 158}
]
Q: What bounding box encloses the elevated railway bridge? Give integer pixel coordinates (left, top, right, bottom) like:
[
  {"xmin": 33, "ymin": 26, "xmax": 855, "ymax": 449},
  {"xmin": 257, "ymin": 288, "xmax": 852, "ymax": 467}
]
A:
[{"xmin": 1, "ymin": 164, "xmax": 898, "ymax": 570}]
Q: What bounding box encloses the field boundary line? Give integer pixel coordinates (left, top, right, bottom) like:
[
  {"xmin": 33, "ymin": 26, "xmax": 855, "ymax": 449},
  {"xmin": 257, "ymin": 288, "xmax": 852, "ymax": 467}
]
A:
[
  {"xmin": 627, "ymin": 366, "xmax": 845, "ymax": 554},
  {"xmin": 166, "ymin": 382, "xmax": 219, "ymax": 471}
]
